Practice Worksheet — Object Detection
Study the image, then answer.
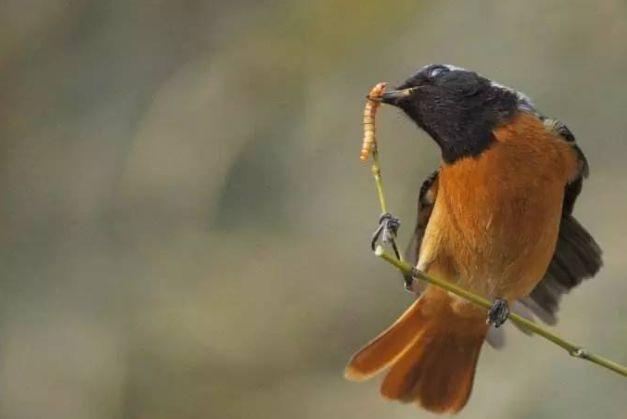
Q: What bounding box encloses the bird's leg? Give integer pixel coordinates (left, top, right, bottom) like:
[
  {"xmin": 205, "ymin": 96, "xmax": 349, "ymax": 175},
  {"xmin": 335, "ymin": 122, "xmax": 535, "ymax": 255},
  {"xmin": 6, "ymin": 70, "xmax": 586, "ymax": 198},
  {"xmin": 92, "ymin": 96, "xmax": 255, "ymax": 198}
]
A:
[
  {"xmin": 487, "ymin": 298, "xmax": 510, "ymax": 328},
  {"xmin": 402, "ymin": 272, "xmax": 415, "ymax": 291},
  {"xmin": 370, "ymin": 213, "xmax": 400, "ymax": 251},
  {"xmin": 370, "ymin": 213, "xmax": 413, "ymax": 289}
]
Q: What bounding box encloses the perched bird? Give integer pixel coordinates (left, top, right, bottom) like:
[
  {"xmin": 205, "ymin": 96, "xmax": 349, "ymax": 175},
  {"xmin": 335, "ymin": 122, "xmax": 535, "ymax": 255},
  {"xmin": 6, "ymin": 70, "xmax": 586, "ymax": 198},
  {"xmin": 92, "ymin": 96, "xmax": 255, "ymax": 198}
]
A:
[{"xmin": 345, "ymin": 65, "xmax": 602, "ymax": 413}]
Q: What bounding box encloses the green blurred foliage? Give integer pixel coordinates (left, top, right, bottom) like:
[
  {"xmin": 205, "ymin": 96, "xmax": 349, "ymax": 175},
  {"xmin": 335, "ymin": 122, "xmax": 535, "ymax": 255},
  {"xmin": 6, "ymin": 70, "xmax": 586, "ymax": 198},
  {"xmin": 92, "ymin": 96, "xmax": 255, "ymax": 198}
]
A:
[{"xmin": 0, "ymin": 1, "xmax": 626, "ymax": 418}]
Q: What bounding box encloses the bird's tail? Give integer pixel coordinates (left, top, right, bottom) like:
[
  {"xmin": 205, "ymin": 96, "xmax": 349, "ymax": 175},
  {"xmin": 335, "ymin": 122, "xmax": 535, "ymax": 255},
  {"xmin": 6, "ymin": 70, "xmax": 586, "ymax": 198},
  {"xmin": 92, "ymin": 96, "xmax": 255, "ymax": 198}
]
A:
[{"xmin": 345, "ymin": 289, "xmax": 488, "ymax": 414}]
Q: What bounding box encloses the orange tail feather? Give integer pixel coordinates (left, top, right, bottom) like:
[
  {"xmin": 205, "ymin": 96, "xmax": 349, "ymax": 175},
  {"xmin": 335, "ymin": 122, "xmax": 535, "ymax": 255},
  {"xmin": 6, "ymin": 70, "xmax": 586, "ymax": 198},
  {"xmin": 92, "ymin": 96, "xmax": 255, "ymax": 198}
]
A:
[
  {"xmin": 344, "ymin": 298, "xmax": 424, "ymax": 381},
  {"xmin": 346, "ymin": 290, "xmax": 488, "ymax": 414}
]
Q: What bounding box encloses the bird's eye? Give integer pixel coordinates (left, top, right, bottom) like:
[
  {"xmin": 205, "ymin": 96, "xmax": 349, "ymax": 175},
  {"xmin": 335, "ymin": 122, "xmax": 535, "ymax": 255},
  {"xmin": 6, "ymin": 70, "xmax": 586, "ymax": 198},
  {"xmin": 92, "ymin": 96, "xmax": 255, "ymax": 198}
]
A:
[{"xmin": 428, "ymin": 66, "xmax": 449, "ymax": 78}]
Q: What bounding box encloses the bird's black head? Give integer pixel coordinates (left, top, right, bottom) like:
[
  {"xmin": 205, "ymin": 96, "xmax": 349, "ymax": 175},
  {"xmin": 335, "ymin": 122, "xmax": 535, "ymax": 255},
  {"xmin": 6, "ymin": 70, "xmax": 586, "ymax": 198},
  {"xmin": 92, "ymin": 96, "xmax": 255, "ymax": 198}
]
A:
[{"xmin": 380, "ymin": 64, "xmax": 526, "ymax": 163}]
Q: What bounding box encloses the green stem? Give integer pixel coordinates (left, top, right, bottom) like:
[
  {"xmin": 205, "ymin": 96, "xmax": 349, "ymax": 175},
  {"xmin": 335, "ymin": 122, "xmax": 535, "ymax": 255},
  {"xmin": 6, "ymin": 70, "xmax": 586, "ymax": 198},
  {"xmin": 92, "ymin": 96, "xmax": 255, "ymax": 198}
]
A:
[
  {"xmin": 375, "ymin": 246, "xmax": 627, "ymax": 379},
  {"xmin": 370, "ymin": 149, "xmax": 387, "ymax": 214}
]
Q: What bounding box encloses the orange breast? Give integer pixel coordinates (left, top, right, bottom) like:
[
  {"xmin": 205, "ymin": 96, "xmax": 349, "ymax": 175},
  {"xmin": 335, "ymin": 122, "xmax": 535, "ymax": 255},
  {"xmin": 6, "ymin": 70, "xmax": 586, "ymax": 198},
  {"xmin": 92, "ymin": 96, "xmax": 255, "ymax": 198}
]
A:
[{"xmin": 418, "ymin": 113, "xmax": 579, "ymax": 302}]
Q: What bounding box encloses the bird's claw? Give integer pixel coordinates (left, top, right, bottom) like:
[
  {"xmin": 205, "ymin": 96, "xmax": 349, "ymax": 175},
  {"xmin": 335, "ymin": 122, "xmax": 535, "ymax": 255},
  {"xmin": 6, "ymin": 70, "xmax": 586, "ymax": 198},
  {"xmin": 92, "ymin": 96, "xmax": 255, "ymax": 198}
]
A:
[
  {"xmin": 403, "ymin": 273, "xmax": 415, "ymax": 292},
  {"xmin": 487, "ymin": 298, "xmax": 509, "ymax": 328},
  {"xmin": 370, "ymin": 213, "xmax": 400, "ymax": 251},
  {"xmin": 371, "ymin": 213, "xmax": 408, "ymax": 290}
]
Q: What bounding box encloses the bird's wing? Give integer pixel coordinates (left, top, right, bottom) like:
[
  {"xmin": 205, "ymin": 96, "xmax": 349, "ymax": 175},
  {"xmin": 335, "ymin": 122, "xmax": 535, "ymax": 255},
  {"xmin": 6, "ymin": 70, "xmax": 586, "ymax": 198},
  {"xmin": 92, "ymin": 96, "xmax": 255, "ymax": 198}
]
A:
[
  {"xmin": 519, "ymin": 118, "xmax": 603, "ymax": 325},
  {"xmin": 403, "ymin": 170, "xmax": 439, "ymax": 295},
  {"xmin": 405, "ymin": 120, "xmax": 601, "ymax": 337}
]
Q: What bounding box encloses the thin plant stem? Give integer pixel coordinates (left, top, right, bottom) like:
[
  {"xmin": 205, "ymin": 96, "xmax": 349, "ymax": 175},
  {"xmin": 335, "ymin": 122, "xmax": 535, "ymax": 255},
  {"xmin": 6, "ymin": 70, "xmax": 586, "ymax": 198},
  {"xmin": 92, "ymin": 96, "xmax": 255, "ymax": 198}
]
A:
[
  {"xmin": 370, "ymin": 148, "xmax": 388, "ymax": 214},
  {"xmin": 374, "ymin": 246, "xmax": 627, "ymax": 378}
]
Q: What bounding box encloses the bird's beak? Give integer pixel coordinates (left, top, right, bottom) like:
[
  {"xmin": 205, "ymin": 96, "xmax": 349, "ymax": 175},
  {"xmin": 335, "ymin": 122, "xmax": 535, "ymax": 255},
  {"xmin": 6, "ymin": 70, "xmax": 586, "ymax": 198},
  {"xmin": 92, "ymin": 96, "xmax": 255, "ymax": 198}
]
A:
[{"xmin": 379, "ymin": 87, "xmax": 417, "ymax": 105}]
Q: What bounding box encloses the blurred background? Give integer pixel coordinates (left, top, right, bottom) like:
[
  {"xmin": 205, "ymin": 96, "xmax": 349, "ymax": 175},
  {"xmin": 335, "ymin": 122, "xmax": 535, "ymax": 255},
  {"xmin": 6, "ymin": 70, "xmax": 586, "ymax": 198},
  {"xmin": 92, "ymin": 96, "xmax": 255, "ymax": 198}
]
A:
[{"xmin": 0, "ymin": 1, "xmax": 626, "ymax": 418}]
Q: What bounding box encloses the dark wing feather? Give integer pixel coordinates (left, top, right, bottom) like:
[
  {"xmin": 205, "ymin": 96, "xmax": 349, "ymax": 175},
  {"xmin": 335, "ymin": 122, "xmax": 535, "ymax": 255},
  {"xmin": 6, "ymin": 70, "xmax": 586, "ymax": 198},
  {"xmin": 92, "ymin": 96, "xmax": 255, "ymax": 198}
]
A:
[
  {"xmin": 522, "ymin": 215, "xmax": 602, "ymax": 324},
  {"xmin": 520, "ymin": 119, "xmax": 602, "ymax": 324},
  {"xmin": 405, "ymin": 121, "xmax": 601, "ymax": 330},
  {"xmin": 403, "ymin": 170, "xmax": 439, "ymax": 294}
]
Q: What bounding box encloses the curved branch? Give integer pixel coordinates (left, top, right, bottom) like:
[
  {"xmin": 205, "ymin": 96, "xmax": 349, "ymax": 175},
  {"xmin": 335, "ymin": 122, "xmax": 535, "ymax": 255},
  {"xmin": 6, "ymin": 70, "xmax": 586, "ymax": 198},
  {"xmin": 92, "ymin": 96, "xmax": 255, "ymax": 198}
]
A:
[{"xmin": 374, "ymin": 246, "xmax": 627, "ymax": 378}]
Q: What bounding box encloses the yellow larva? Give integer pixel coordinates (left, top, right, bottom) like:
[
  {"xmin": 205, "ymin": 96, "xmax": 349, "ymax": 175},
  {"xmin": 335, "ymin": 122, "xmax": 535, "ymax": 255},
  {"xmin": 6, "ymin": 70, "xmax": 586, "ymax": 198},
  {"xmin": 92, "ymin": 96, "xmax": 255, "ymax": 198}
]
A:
[{"xmin": 360, "ymin": 82, "xmax": 387, "ymax": 161}]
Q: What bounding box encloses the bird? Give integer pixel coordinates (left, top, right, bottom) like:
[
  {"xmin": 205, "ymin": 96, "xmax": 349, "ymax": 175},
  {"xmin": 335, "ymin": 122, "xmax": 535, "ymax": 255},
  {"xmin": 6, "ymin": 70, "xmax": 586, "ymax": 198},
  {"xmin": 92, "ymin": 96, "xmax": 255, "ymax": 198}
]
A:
[{"xmin": 345, "ymin": 64, "xmax": 602, "ymax": 414}]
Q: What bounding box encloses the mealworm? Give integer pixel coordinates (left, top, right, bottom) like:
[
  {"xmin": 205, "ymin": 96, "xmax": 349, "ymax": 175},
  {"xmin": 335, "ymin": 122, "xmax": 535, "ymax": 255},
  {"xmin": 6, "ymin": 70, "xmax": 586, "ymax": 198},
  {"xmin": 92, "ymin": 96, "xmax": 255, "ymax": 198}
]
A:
[{"xmin": 360, "ymin": 82, "xmax": 387, "ymax": 161}]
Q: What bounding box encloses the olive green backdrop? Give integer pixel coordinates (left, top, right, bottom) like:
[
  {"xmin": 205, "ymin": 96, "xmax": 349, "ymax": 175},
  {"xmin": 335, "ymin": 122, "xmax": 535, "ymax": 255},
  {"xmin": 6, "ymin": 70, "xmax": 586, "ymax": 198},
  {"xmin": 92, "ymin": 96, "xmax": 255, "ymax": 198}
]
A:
[{"xmin": 0, "ymin": 1, "xmax": 626, "ymax": 418}]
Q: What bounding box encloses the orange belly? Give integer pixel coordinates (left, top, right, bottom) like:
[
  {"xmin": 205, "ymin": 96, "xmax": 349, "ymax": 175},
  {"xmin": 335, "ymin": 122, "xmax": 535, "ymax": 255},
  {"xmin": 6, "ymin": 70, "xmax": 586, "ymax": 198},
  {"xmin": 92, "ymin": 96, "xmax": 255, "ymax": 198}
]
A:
[{"xmin": 417, "ymin": 113, "xmax": 579, "ymax": 303}]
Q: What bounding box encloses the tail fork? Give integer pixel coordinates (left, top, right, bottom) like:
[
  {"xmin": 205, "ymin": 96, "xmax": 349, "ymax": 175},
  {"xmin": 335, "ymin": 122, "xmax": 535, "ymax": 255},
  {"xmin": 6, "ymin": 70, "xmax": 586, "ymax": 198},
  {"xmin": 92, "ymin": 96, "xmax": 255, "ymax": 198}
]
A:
[{"xmin": 346, "ymin": 291, "xmax": 488, "ymax": 414}]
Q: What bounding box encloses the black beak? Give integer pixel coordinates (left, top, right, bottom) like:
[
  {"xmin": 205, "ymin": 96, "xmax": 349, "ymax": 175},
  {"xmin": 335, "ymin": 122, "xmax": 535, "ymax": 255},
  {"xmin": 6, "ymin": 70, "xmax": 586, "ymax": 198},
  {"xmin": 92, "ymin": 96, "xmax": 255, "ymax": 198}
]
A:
[{"xmin": 379, "ymin": 87, "xmax": 417, "ymax": 105}]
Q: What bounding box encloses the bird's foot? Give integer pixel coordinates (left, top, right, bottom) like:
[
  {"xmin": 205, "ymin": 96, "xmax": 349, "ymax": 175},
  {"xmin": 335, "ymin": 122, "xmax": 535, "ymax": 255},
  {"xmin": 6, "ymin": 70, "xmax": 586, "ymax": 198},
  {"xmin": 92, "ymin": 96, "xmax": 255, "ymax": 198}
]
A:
[
  {"xmin": 403, "ymin": 273, "xmax": 414, "ymax": 292},
  {"xmin": 370, "ymin": 213, "xmax": 410, "ymax": 290},
  {"xmin": 487, "ymin": 298, "xmax": 509, "ymax": 328},
  {"xmin": 370, "ymin": 212, "xmax": 400, "ymax": 251}
]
